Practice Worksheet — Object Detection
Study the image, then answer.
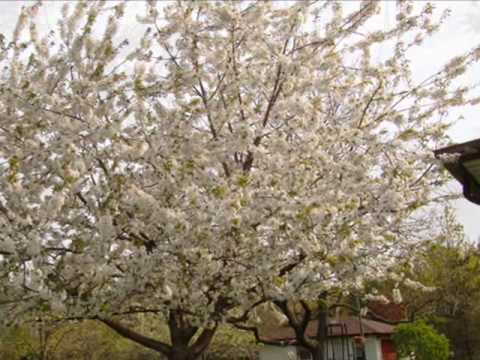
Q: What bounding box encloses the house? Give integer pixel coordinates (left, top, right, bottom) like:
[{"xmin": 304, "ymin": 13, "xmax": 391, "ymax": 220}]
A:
[{"xmin": 259, "ymin": 317, "xmax": 397, "ymax": 360}]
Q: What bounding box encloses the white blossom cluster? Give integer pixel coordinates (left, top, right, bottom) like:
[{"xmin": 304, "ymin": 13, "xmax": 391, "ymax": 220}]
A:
[{"xmin": 0, "ymin": 0, "xmax": 478, "ymax": 329}]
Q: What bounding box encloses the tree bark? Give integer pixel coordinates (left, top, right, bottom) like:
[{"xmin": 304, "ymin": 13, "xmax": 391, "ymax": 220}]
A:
[
  {"xmin": 167, "ymin": 348, "xmax": 193, "ymax": 360},
  {"xmin": 99, "ymin": 318, "xmax": 172, "ymax": 355},
  {"xmin": 167, "ymin": 311, "xmax": 216, "ymax": 360},
  {"xmin": 312, "ymin": 296, "xmax": 328, "ymax": 360},
  {"xmin": 99, "ymin": 313, "xmax": 216, "ymax": 360}
]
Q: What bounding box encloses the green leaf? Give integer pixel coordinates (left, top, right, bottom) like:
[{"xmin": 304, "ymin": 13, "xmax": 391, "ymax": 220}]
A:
[
  {"xmin": 237, "ymin": 175, "xmax": 249, "ymax": 188},
  {"xmin": 212, "ymin": 186, "xmax": 226, "ymax": 199}
]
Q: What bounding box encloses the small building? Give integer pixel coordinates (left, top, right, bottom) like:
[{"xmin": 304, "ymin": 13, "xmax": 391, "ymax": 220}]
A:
[
  {"xmin": 259, "ymin": 317, "xmax": 397, "ymax": 360},
  {"xmin": 434, "ymin": 138, "xmax": 480, "ymax": 205}
]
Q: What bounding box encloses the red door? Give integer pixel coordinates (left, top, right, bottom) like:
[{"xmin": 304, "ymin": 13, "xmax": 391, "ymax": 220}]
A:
[{"xmin": 381, "ymin": 339, "xmax": 397, "ymax": 360}]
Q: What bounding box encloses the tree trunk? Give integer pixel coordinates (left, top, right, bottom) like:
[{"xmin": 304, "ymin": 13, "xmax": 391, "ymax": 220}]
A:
[
  {"xmin": 312, "ymin": 351, "xmax": 323, "ymax": 360},
  {"xmin": 99, "ymin": 312, "xmax": 216, "ymax": 360},
  {"xmin": 167, "ymin": 347, "xmax": 196, "ymax": 360},
  {"xmin": 313, "ymin": 297, "xmax": 329, "ymax": 360}
]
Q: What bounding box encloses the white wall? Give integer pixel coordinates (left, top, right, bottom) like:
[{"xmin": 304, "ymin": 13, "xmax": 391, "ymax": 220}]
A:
[
  {"xmin": 259, "ymin": 345, "xmax": 298, "ymax": 360},
  {"xmin": 325, "ymin": 338, "xmax": 356, "ymax": 360},
  {"xmin": 260, "ymin": 339, "xmax": 356, "ymax": 360},
  {"xmin": 364, "ymin": 337, "xmax": 382, "ymax": 360},
  {"xmin": 259, "ymin": 337, "xmax": 384, "ymax": 360}
]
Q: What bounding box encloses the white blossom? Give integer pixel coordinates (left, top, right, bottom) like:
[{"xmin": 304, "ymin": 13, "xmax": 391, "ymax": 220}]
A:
[
  {"xmin": 393, "ymin": 288, "xmax": 403, "ymax": 304},
  {"xmin": 0, "ymin": 1, "xmax": 478, "ymax": 356}
]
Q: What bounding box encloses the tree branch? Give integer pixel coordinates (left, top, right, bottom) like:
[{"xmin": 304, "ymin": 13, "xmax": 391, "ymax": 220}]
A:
[
  {"xmin": 190, "ymin": 325, "xmax": 217, "ymax": 357},
  {"xmin": 99, "ymin": 318, "xmax": 172, "ymax": 356},
  {"xmin": 358, "ymin": 80, "xmax": 382, "ymax": 128},
  {"xmin": 274, "ymin": 300, "xmax": 315, "ymax": 349}
]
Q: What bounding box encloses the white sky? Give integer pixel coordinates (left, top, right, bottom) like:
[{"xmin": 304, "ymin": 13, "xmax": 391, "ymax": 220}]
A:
[{"xmin": 1, "ymin": 1, "xmax": 479, "ymax": 241}]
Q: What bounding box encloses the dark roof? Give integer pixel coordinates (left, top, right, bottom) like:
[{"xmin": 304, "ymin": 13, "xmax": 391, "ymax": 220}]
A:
[
  {"xmin": 434, "ymin": 138, "xmax": 480, "ymax": 157},
  {"xmin": 434, "ymin": 138, "xmax": 480, "ymax": 205},
  {"xmin": 434, "ymin": 139, "xmax": 480, "ymax": 183},
  {"xmin": 262, "ymin": 317, "xmax": 395, "ymax": 343},
  {"xmin": 368, "ymin": 301, "xmax": 406, "ymax": 323}
]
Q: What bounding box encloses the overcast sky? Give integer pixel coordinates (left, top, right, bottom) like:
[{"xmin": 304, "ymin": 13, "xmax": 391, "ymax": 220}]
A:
[{"xmin": 1, "ymin": 1, "xmax": 480, "ymax": 241}]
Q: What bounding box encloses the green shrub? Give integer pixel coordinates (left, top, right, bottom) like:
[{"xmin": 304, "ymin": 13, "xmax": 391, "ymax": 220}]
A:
[
  {"xmin": 205, "ymin": 324, "xmax": 259, "ymax": 359},
  {"xmin": 0, "ymin": 326, "xmax": 39, "ymax": 360},
  {"xmin": 392, "ymin": 320, "xmax": 450, "ymax": 360}
]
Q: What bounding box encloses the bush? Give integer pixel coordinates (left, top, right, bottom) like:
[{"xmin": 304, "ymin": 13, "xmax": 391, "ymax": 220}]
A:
[
  {"xmin": 205, "ymin": 324, "xmax": 259, "ymax": 359},
  {"xmin": 392, "ymin": 320, "xmax": 450, "ymax": 360},
  {"xmin": 0, "ymin": 326, "xmax": 39, "ymax": 360}
]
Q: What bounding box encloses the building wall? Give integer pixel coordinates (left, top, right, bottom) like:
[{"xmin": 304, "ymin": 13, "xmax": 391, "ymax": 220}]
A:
[
  {"xmin": 381, "ymin": 339, "xmax": 397, "ymax": 360},
  {"xmin": 364, "ymin": 337, "xmax": 382, "ymax": 360},
  {"xmin": 259, "ymin": 339, "xmax": 356, "ymax": 360},
  {"xmin": 259, "ymin": 345, "xmax": 298, "ymax": 360},
  {"xmin": 325, "ymin": 337, "xmax": 356, "ymax": 360},
  {"xmin": 259, "ymin": 337, "xmax": 386, "ymax": 360}
]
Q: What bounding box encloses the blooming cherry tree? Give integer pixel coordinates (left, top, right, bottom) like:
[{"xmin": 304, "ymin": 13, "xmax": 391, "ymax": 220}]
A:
[{"xmin": 0, "ymin": 1, "xmax": 478, "ymax": 359}]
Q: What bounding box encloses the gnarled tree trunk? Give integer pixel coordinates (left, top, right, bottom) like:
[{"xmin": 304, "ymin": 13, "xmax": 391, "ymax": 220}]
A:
[
  {"xmin": 312, "ymin": 306, "xmax": 328, "ymax": 360},
  {"xmin": 99, "ymin": 311, "xmax": 216, "ymax": 360}
]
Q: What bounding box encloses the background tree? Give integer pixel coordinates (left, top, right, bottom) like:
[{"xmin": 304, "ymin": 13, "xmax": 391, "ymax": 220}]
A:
[
  {"xmin": 0, "ymin": 1, "xmax": 479, "ymax": 360},
  {"xmin": 362, "ymin": 207, "xmax": 480, "ymax": 360},
  {"xmin": 0, "ymin": 320, "xmax": 258, "ymax": 360},
  {"xmin": 0, "ymin": 320, "xmax": 166, "ymax": 360},
  {"xmin": 396, "ymin": 213, "xmax": 480, "ymax": 360}
]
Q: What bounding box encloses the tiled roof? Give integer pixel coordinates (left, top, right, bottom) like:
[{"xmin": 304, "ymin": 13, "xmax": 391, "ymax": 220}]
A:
[
  {"xmin": 368, "ymin": 301, "xmax": 406, "ymax": 323},
  {"xmin": 262, "ymin": 317, "xmax": 395, "ymax": 342}
]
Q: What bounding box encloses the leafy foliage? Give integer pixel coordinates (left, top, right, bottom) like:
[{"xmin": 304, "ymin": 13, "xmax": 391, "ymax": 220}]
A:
[
  {"xmin": 408, "ymin": 241, "xmax": 480, "ymax": 360},
  {"xmin": 0, "ymin": 321, "xmax": 259, "ymax": 360},
  {"xmin": 393, "ymin": 320, "xmax": 450, "ymax": 360},
  {"xmin": 207, "ymin": 325, "xmax": 259, "ymax": 359},
  {"xmin": 0, "ymin": 326, "xmax": 39, "ymax": 360},
  {"xmin": 372, "ymin": 209, "xmax": 480, "ymax": 360}
]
